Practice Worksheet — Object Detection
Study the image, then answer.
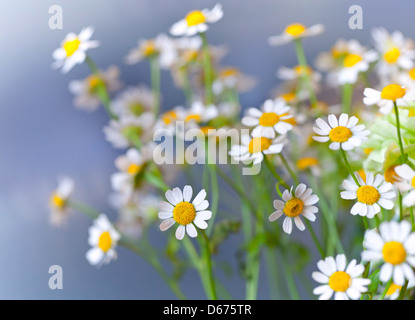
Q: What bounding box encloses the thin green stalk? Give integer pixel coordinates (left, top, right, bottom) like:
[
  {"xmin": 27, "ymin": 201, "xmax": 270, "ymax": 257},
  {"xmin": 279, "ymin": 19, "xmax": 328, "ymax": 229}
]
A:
[
  {"xmin": 411, "ymin": 207, "xmax": 414, "ymax": 231},
  {"xmin": 180, "ymin": 67, "xmax": 193, "ymax": 105},
  {"xmin": 280, "ymin": 251, "xmax": 300, "ymax": 300},
  {"xmin": 379, "ymin": 279, "xmax": 393, "ymax": 300},
  {"xmin": 85, "ymin": 55, "xmax": 117, "ymax": 119},
  {"xmin": 149, "ymin": 56, "xmax": 161, "ymax": 116},
  {"xmin": 340, "ymin": 147, "xmax": 360, "ymax": 187},
  {"xmin": 200, "ymin": 229, "xmax": 217, "ymax": 300},
  {"xmin": 397, "ymin": 281, "xmax": 409, "ymax": 300},
  {"xmin": 393, "ymin": 101, "xmax": 406, "ymax": 164},
  {"xmin": 200, "ymin": 32, "xmax": 213, "ymax": 105},
  {"xmin": 398, "ymin": 192, "xmax": 404, "ymax": 221},
  {"xmin": 263, "ymin": 156, "xmax": 289, "ymax": 189},
  {"xmin": 265, "ymin": 248, "xmax": 280, "ymax": 299},
  {"xmin": 305, "ymin": 220, "xmax": 325, "ymax": 258},
  {"xmin": 342, "ymin": 83, "xmax": 354, "ymax": 114},
  {"xmin": 206, "ymin": 164, "xmax": 219, "ymax": 236},
  {"xmin": 279, "ymin": 153, "xmax": 299, "ymax": 185}
]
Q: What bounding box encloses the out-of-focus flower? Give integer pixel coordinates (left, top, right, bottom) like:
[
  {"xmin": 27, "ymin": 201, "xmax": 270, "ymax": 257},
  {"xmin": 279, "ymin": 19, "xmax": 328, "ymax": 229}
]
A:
[
  {"xmin": 52, "ymin": 27, "xmax": 99, "ymax": 73},
  {"xmin": 103, "ymin": 112, "xmax": 155, "ymax": 149},
  {"xmin": 242, "ymin": 99, "xmax": 294, "ymax": 138},
  {"xmin": 68, "ymin": 66, "xmax": 122, "ymax": 112},
  {"xmin": 269, "ymin": 183, "xmax": 318, "ymax": 234},
  {"xmin": 170, "ymin": 4, "xmax": 223, "ymax": 37},
  {"xmin": 228, "ymin": 134, "xmax": 285, "ymax": 165},
  {"xmin": 363, "ymin": 84, "xmax": 415, "ymax": 114},
  {"xmin": 112, "ymin": 86, "xmax": 154, "ymax": 118},
  {"xmin": 312, "ymin": 254, "xmax": 370, "ymax": 300},
  {"xmin": 212, "ymin": 67, "xmax": 256, "ymax": 95},
  {"xmin": 86, "ymin": 214, "xmax": 121, "ymax": 266},
  {"xmin": 268, "ymin": 23, "xmax": 324, "ymax": 46},
  {"xmin": 337, "ymin": 47, "xmax": 378, "ymax": 85},
  {"xmin": 340, "ymin": 171, "xmax": 395, "ymax": 218},
  {"xmin": 362, "ymin": 220, "xmax": 415, "ymax": 286},
  {"xmin": 125, "ymin": 33, "xmax": 177, "ymax": 69},
  {"xmin": 158, "ymin": 186, "xmax": 212, "ymax": 240},
  {"xmin": 297, "ymin": 156, "xmax": 321, "ymax": 176},
  {"xmin": 394, "ymin": 164, "xmax": 415, "ymax": 207},
  {"xmin": 313, "ymin": 114, "xmax": 370, "ymax": 151},
  {"xmin": 277, "ymin": 65, "xmax": 322, "ymax": 84},
  {"xmin": 49, "ymin": 176, "xmax": 74, "ymax": 227}
]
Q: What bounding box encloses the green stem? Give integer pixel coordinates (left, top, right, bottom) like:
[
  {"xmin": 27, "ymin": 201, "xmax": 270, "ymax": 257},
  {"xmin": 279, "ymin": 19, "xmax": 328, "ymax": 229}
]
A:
[
  {"xmin": 280, "ymin": 251, "xmax": 300, "ymax": 300},
  {"xmin": 397, "ymin": 281, "xmax": 409, "ymax": 300},
  {"xmin": 149, "ymin": 56, "xmax": 161, "ymax": 116},
  {"xmin": 263, "ymin": 156, "xmax": 289, "ymax": 189},
  {"xmin": 379, "ymin": 279, "xmax": 393, "ymax": 300},
  {"xmin": 340, "ymin": 147, "xmax": 360, "ymax": 187},
  {"xmin": 393, "ymin": 101, "xmax": 406, "ymax": 164},
  {"xmin": 342, "ymin": 83, "xmax": 354, "ymax": 114},
  {"xmin": 411, "ymin": 207, "xmax": 414, "ymax": 231},
  {"xmin": 200, "ymin": 32, "xmax": 213, "ymax": 105},
  {"xmin": 279, "ymin": 153, "xmax": 299, "ymax": 185},
  {"xmin": 398, "ymin": 192, "xmax": 404, "ymax": 221},
  {"xmin": 305, "ymin": 220, "xmax": 325, "ymax": 258},
  {"xmin": 206, "ymin": 164, "xmax": 219, "ymax": 236},
  {"xmin": 200, "ymin": 229, "xmax": 217, "ymax": 300}
]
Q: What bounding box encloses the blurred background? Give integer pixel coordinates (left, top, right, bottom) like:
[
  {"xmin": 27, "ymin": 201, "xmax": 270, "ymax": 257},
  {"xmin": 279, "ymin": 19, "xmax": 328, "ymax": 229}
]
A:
[{"xmin": 0, "ymin": 0, "xmax": 413, "ymax": 299}]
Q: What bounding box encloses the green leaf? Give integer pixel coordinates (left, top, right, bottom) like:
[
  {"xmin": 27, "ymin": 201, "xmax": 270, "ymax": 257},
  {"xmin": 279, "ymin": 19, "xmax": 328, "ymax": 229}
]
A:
[
  {"xmin": 368, "ymin": 269, "xmax": 380, "ymax": 294},
  {"xmin": 210, "ymin": 220, "xmax": 241, "ymax": 254}
]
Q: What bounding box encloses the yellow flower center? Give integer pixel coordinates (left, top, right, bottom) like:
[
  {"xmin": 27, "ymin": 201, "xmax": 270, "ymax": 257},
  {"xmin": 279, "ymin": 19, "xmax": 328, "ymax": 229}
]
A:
[
  {"xmin": 332, "ymin": 48, "xmax": 348, "ymax": 59},
  {"xmin": 127, "ymin": 164, "xmax": 142, "ymax": 176},
  {"xmin": 283, "ymin": 197, "xmax": 304, "ymax": 217},
  {"xmin": 380, "ymin": 84, "xmax": 406, "ymax": 101},
  {"xmin": 280, "ymin": 92, "xmax": 296, "ymax": 102},
  {"xmin": 384, "ymin": 165, "xmax": 399, "ymax": 184},
  {"xmin": 51, "ymin": 193, "xmax": 65, "ymax": 208},
  {"xmin": 343, "ymin": 53, "xmax": 362, "ymax": 68},
  {"xmin": 356, "ymin": 185, "xmax": 380, "ymax": 205},
  {"xmin": 186, "ymin": 10, "xmax": 206, "ymax": 27},
  {"xmin": 294, "ymin": 65, "xmax": 312, "ymax": 76},
  {"xmin": 185, "ymin": 114, "xmax": 201, "ymax": 123},
  {"xmin": 387, "ymin": 283, "xmax": 402, "ymax": 296},
  {"xmin": 183, "ymin": 50, "xmax": 199, "ymax": 63},
  {"xmin": 285, "ymin": 24, "xmax": 306, "ymax": 37},
  {"xmin": 382, "ymin": 241, "xmax": 407, "ymax": 265},
  {"xmin": 162, "ymin": 111, "xmax": 178, "ymax": 125},
  {"xmin": 129, "ymin": 103, "xmax": 145, "ymax": 116},
  {"xmin": 412, "ymin": 176, "xmax": 415, "ymax": 189},
  {"xmin": 173, "ymin": 202, "xmax": 196, "ymax": 225},
  {"xmin": 384, "ymin": 47, "xmax": 401, "ymax": 64},
  {"xmin": 297, "ymin": 157, "xmax": 318, "ymax": 170},
  {"xmin": 259, "ymin": 112, "xmax": 280, "ymax": 127},
  {"xmin": 142, "ymin": 40, "xmax": 157, "ymax": 57},
  {"xmin": 248, "ymin": 137, "xmax": 272, "ymax": 154},
  {"xmin": 98, "ymin": 231, "xmax": 112, "ymax": 252},
  {"xmin": 87, "ymin": 75, "xmax": 105, "ymax": 93},
  {"xmin": 63, "ymin": 38, "xmax": 81, "ymax": 57},
  {"xmin": 358, "ymin": 169, "xmax": 367, "ymax": 183},
  {"xmin": 409, "ymin": 68, "xmax": 415, "ymax": 80},
  {"xmin": 364, "ymin": 148, "xmax": 374, "ymax": 155},
  {"xmin": 328, "ymin": 271, "xmax": 351, "ymax": 292},
  {"xmin": 329, "ymin": 126, "xmax": 352, "ymax": 143},
  {"xmin": 220, "ymin": 67, "xmax": 239, "ymax": 78},
  {"xmin": 409, "ymin": 109, "xmax": 415, "ymax": 117}
]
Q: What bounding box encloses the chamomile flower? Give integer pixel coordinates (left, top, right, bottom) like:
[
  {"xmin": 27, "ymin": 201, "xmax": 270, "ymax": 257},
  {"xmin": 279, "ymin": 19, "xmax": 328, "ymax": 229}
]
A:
[
  {"xmin": 394, "ymin": 164, "xmax": 415, "ymax": 207},
  {"xmin": 242, "ymin": 99, "xmax": 294, "ymax": 138},
  {"xmin": 313, "ymin": 114, "xmax": 370, "ymax": 151},
  {"xmin": 86, "ymin": 214, "xmax": 121, "ymax": 266},
  {"xmin": 337, "ymin": 47, "xmax": 378, "ymax": 85},
  {"xmin": 125, "ymin": 33, "xmax": 177, "ymax": 69},
  {"xmin": 112, "ymin": 86, "xmax": 154, "ymax": 118},
  {"xmin": 184, "ymin": 101, "xmax": 219, "ymax": 125},
  {"xmin": 49, "ymin": 176, "xmax": 74, "ymax": 227},
  {"xmin": 212, "ymin": 67, "xmax": 256, "ymax": 95},
  {"xmin": 362, "ymin": 220, "xmax": 415, "ymax": 286},
  {"xmin": 268, "ymin": 23, "xmax": 324, "ymax": 46},
  {"xmin": 363, "ymin": 84, "xmax": 415, "ymax": 114},
  {"xmin": 170, "ymin": 4, "xmax": 223, "ymax": 37},
  {"xmin": 277, "ymin": 65, "xmax": 322, "ymax": 84},
  {"xmin": 68, "ymin": 66, "xmax": 122, "ymax": 112},
  {"xmin": 340, "ymin": 171, "xmax": 396, "ymax": 218},
  {"xmin": 228, "ymin": 134, "xmax": 286, "ymax": 165},
  {"xmin": 312, "ymin": 254, "xmax": 371, "ymax": 300},
  {"xmin": 52, "ymin": 27, "xmax": 99, "ymax": 73},
  {"xmin": 269, "ymin": 184, "xmax": 318, "ymax": 234},
  {"xmin": 158, "ymin": 186, "xmax": 212, "ymax": 240}
]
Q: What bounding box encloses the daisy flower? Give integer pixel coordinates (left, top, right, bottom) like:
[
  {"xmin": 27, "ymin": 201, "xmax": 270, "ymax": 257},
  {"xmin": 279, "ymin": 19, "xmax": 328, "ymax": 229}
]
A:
[
  {"xmin": 125, "ymin": 33, "xmax": 177, "ymax": 69},
  {"xmin": 68, "ymin": 66, "xmax": 122, "ymax": 112},
  {"xmin": 363, "ymin": 84, "xmax": 415, "ymax": 114},
  {"xmin": 228, "ymin": 134, "xmax": 286, "ymax": 165},
  {"xmin": 340, "ymin": 171, "xmax": 396, "ymax": 218},
  {"xmin": 362, "ymin": 220, "xmax": 415, "ymax": 286},
  {"xmin": 268, "ymin": 23, "xmax": 324, "ymax": 46},
  {"xmin": 313, "ymin": 113, "xmax": 370, "ymax": 151},
  {"xmin": 269, "ymin": 184, "xmax": 318, "ymax": 234},
  {"xmin": 86, "ymin": 214, "xmax": 121, "ymax": 266},
  {"xmin": 312, "ymin": 254, "xmax": 371, "ymax": 300},
  {"xmin": 242, "ymin": 99, "xmax": 294, "ymax": 138},
  {"xmin": 212, "ymin": 67, "xmax": 256, "ymax": 95},
  {"xmin": 158, "ymin": 186, "xmax": 212, "ymax": 240},
  {"xmin": 183, "ymin": 101, "xmax": 219, "ymax": 125},
  {"xmin": 394, "ymin": 164, "xmax": 415, "ymax": 207},
  {"xmin": 111, "ymin": 86, "xmax": 154, "ymax": 118},
  {"xmin": 277, "ymin": 65, "xmax": 322, "ymax": 85},
  {"xmin": 49, "ymin": 176, "xmax": 74, "ymax": 227},
  {"xmin": 170, "ymin": 4, "xmax": 223, "ymax": 37},
  {"xmin": 52, "ymin": 27, "xmax": 99, "ymax": 73}
]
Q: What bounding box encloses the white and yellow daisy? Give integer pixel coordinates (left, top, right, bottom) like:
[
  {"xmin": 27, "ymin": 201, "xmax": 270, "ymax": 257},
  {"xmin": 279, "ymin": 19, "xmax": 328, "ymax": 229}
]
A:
[
  {"xmin": 312, "ymin": 254, "xmax": 371, "ymax": 300},
  {"xmin": 228, "ymin": 134, "xmax": 286, "ymax": 165},
  {"xmin": 158, "ymin": 186, "xmax": 212, "ymax": 240},
  {"xmin": 340, "ymin": 171, "xmax": 396, "ymax": 218},
  {"xmin": 242, "ymin": 99, "xmax": 294, "ymax": 138},
  {"xmin": 112, "ymin": 86, "xmax": 154, "ymax": 118},
  {"xmin": 397, "ymin": 67, "xmax": 415, "ymax": 90},
  {"xmin": 68, "ymin": 66, "xmax": 122, "ymax": 112},
  {"xmin": 170, "ymin": 4, "xmax": 223, "ymax": 37},
  {"xmin": 103, "ymin": 112, "xmax": 155, "ymax": 149},
  {"xmin": 86, "ymin": 214, "xmax": 121, "ymax": 266},
  {"xmin": 384, "ymin": 279, "xmax": 415, "ymax": 300},
  {"xmin": 363, "ymin": 84, "xmax": 415, "ymax": 114},
  {"xmin": 269, "ymin": 183, "xmax": 319, "ymax": 234},
  {"xmin": 268, "ymin": 23, "xmax": 324, "ymax": 46},
  {"xmin": 125, "ymin": 33, "xmax": 177, "ymax": 69},
  {"xmin": 49, "ymin": 176, "xmax": 74, "ymax": 227},
  {"xmin": 394, "ymin": 164, "xmax": 415, "ymax": 207},
  {"xmin": 212, "ymin": 67, "xmax": 256, "ymax": 95},
  {"xmin": 52, "ymin": 27, "xmax": 99, "ymax": 73},
  {"xmin": 277, "ymin": 65, "xmax": 322, "ymax": 84},
  {"xmin": 362, "ymin": 220, "xmax": 415, "ymax": 286},
  {"xmin": 372, "ymin": 28, "xmax": 415, "ymax": 80},
  {"xmin": 313, "ymin": 113, "xmax": 370, "ymax": 151},
  {"xmin": 184, "ymin": 100, "xmax": 219, "ymax": 125},
  {"xmin": 337, "ymin": 47, "xmax": 378, "ymax": 85}
]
